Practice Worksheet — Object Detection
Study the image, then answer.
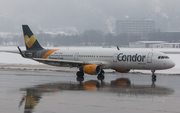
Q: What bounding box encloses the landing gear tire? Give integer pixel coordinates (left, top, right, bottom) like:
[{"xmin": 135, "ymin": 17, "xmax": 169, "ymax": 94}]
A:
[
  {"xmin": 99, "ymin": 70, "xmax": 105, "ymax": 76},
  {"xmin": 97, "ymin": 70, "xmax": 105, "ymax": 80},
  {"xmin": 76, "ymin": 71, "xmax": 84, "ymax": 77},
  {"xmin": 152, "ymin": 75, "xmax": 156, "ymax": 79},
  {"xmin": 151, "ymin": 74, "xmax": 156, "ymax": 82},
  {"xmin": 97, "ymin": 75, "xmax": 104, "ymax": 80}
]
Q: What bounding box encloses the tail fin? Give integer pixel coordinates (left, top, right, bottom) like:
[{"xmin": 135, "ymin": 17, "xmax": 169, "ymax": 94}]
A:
[{"xmin": 22, "ymin": 25, "xmax": 43, "ymax": 50}]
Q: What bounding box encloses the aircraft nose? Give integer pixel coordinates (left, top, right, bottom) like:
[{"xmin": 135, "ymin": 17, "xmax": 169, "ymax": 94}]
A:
[{"xmin": 168, "ymin": 60, "xmax": 175, "ymax": 68}]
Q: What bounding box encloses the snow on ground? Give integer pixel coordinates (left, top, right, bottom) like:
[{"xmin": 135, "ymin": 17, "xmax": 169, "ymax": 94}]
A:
[{"xmin": 0, "ymin": 46, "xmax": 179, "ymax": 74}]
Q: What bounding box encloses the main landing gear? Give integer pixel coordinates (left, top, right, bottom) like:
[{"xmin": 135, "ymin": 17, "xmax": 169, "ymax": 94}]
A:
[
  {"xmin": 97, "ymin": 70, "xmax": 105, "ymax": 81},
  {"xmin": 151, "ymin": 70, "xmax": 156, "ymax": 88},
  {"xmin": 76, "ymin": 69, "xmax": 105, "ymax": 81},
  {"xmin": 76, "ymin": 67, "xmax": 84, "ymax": 77},
  {"xmin": 76, "ymin": 69, "xmax": 84, "ymax": 85},
  {"xmin": 76, "ymin": 71, "xmax": 84, "ymax": 77}
]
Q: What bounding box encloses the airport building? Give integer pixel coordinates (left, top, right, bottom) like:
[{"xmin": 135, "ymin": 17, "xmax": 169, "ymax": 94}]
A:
[
  {"xmin": 129, "ymin": 41, "xmax": 166, "ymax": 48},
  {"xmin": 116, "ymin": 19, "xmax": 155, "ymax": 35},
  {"xmin": 129, "ymin": 41, "xmax": 180, "ymax": 48},
  {"xmin": 149, "ymin": 43, "xmax": 180, "ymax": 48}
]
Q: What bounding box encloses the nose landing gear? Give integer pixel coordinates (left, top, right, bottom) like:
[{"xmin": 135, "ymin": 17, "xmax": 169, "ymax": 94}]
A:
[{"xmin": 151, "ymin": 70, "xmax": 156, "ymax": 88}]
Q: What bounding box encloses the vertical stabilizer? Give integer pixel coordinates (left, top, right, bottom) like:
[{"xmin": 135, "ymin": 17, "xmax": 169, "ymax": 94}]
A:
[{"xmin": 22, "ymin": 25, "xmax": 43, "ymax": 50}]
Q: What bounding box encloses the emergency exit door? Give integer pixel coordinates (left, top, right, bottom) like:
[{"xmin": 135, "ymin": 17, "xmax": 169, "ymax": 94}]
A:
[
  {"xmin": 147, "ymin": 52, "xmax": 153, "ymax": 63},
  {"xmin": 113, "ymin": 53, "xmax": 118, "ymax": 62},
  {"xmin": 74, "ymin": 53, "xmax": 79, "ymax": 61}
]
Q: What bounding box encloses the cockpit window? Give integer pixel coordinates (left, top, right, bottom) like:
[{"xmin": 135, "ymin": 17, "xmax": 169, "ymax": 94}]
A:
[
  {"xmin": 165, "ymin": 56, "xmax": 169, "ymax": 59},
  {"xmin": 158, "ymin": 56, "xmax": 169, "ymax": 59}
]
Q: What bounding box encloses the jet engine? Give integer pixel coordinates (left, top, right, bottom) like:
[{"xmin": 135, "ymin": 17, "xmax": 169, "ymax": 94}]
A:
[
  {"xmin": 115, "ymin": 69, "xmax": 130, "ymax": 73},
  {"xmin": 83, "ymin": 65, "xmax": 101, "ymax": 75}
]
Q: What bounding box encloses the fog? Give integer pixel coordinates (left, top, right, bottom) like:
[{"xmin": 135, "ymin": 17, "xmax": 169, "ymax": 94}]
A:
[{"xmin": 0, "ymin": 0, "xmax": 180, "ymax": 33}]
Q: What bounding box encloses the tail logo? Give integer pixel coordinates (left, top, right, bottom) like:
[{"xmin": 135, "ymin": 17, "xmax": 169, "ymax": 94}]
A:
[{"xmin": 24, "ymin": 35, "xmax": 36, "ymax": 48}]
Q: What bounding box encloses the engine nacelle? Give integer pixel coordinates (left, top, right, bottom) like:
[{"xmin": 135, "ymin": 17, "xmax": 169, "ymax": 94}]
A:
[
  {"xmin": 115, "ymin": 69, "xmax": 130, "ymax": 73},
  {"xmin": 83, "ymin": 65, "xmax": 101, "ymax": 75}
]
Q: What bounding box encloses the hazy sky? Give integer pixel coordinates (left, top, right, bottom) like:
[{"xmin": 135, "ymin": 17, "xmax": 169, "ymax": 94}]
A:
[{"xmin": 0, "ymin": 0, "xmax": 180, "ymax": 33}]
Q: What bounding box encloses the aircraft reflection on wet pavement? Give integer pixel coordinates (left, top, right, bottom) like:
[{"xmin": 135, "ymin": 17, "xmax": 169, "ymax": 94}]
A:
[{"xmin": 19, "ymin": 77, "xmax": 174, "ymax": 113}]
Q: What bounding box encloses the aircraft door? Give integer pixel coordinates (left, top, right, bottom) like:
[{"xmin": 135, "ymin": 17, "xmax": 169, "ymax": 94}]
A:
[
  {"xmin": 74, "ymin": 53, "xmax": 79, "ymax": 61},
  {"xmin": 147, "ymin": 52, "xmax": 153, "ymax": 63},
  {"xmin": 113, "ymin": 53, "xmax": 118, "ymax": 62}
]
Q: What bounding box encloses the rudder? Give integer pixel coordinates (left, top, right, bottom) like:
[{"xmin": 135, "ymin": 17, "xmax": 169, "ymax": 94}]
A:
[{"xmin": 22, "ymin": 25, "xmax": 43, "ymax": 50}]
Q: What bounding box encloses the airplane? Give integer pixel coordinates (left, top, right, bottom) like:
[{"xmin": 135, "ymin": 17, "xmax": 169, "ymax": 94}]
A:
[{"xmin": 2, "ymin": 25, "xmax": 175, "ymax": 81}]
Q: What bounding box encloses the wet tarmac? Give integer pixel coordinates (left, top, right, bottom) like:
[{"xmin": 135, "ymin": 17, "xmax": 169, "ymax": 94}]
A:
[{"xmin": 0, "ymin": 69, "xmax": 180, "ymax": 113}]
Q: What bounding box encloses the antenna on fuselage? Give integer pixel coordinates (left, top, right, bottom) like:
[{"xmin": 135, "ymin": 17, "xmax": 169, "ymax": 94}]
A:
[{"xmin": 117, "ymin": 46, "xmax": 120, "ymax": 50}]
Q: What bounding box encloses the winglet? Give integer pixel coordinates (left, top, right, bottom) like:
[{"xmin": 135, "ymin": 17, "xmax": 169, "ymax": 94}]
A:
[
  {"xmin": 117, "ymin": 46, "xmax": 120, "ymax": 50},
  {"xmin": 17, "ymin": 46, "xmax": 25, "ymax": 57}
]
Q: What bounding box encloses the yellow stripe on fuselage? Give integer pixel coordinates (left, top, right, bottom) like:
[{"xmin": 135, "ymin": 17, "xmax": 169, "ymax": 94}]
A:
[{"xmin": 42, "ymin": 49, "xmax": 59, "ymax": 59}]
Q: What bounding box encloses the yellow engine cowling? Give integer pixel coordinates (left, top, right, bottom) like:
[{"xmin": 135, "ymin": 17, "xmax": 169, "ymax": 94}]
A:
[
  {"xmin": 115, "ymin": 69, "xmax": 130, "ymax": 73},
  {"xmin": 83, "ymin": 65, "xmax": 101, "ymax": 75}
]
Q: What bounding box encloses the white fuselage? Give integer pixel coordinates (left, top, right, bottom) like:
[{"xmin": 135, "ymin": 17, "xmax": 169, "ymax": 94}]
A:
[{"xmin": 43, "ymin": 48, "xmax": 175, "ymax": 70}]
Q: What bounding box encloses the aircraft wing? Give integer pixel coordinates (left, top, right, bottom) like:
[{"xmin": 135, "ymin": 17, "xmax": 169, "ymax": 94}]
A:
[{"xmin": 33, "ymin": 58, "xmax": 103, "ymax": 66}]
